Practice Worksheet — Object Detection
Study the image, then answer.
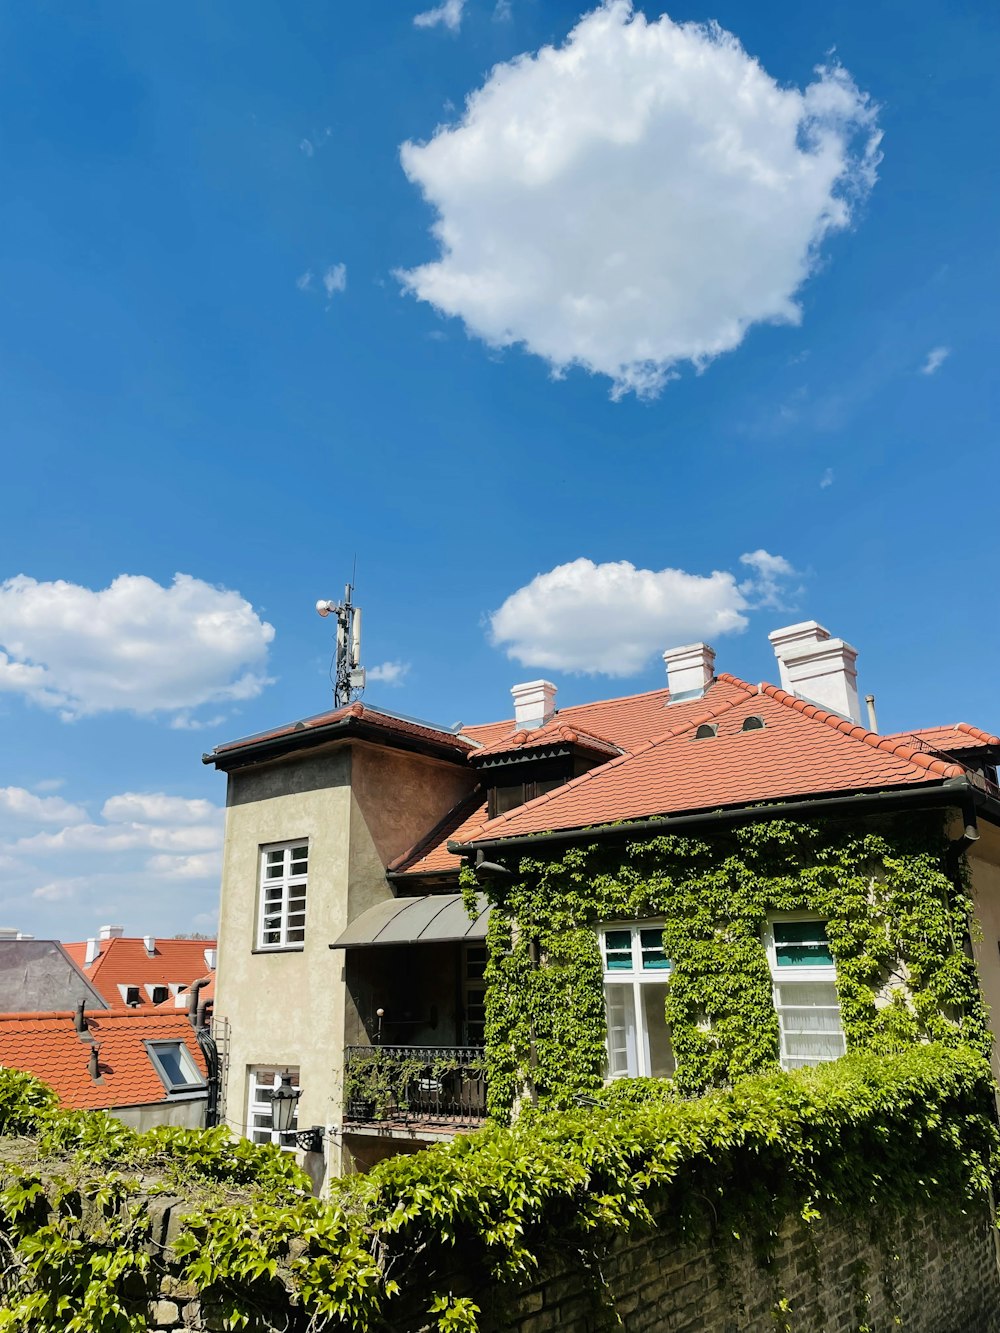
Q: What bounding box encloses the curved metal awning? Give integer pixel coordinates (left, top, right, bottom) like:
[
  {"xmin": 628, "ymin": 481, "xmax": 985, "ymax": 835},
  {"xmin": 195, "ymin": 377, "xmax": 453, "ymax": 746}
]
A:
[{"xmin": 330, "ymin": 893, "xmax": 490, "ymax": 948}]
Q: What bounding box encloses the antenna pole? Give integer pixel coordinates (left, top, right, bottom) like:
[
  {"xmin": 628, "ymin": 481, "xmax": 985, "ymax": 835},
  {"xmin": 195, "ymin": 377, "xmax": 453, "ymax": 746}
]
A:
[{"xmin": 317, "ymin": 578, "xmax": 366, "ymax": 708}]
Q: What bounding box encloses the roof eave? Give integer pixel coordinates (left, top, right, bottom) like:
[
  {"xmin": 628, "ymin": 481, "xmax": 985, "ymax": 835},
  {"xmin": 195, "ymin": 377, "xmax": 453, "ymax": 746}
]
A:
[
  {"xmin": 448, "ymin": 777, "xmax": 980, "ymax": 858},
  {"xmin": 203, "ymin": 717, "xmax": 471, "ymax": 773}
]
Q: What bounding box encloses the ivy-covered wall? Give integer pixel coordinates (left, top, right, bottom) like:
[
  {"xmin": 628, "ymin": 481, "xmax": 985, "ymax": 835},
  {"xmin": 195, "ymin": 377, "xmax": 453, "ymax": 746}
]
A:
[{"xmin": 466, "ymin": 814, "xmax": 989, "ymax": 1117}]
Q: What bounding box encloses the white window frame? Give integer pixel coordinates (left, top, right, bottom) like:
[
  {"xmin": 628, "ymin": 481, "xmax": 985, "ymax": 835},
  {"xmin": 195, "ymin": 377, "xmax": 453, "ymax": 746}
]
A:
[
  {"xmin": 764, "ymin": 914, "xmax": 846, "ymax": 1070},
  {"xmin": 246, "ymin": 1066, "xmax": 299, "ymax": 1148},
  {"xmin": 257, "ymin": 840, "xmax": 308, "ymax": 950},
  {"xmin": 598, "ymin": 921, "xmax": 674, "ymax": 1080},
  {"xmin": 145, "ymin": 1040, "xmax": 206, "ymax": 1095}
]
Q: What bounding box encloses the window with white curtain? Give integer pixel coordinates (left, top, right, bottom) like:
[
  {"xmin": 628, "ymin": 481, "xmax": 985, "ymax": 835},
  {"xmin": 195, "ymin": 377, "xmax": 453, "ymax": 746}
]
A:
[
  {"xmin": 764, "ymin": 918, "xmax": 846, "ymax": 1069},
  {"xmin": 599, "ymin": 922, "xmax": 675, "ymax": 1079}
]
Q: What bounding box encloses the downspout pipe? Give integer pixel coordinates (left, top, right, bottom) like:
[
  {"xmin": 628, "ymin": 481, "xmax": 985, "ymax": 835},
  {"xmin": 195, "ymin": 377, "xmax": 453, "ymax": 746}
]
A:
[
  {"xmin": 450, "ymin": 778, "xmax": 993, "ymax": 860},
  {"xmin": 187, "ymin": 978, "xmax": 220, "ymax": 1129}
]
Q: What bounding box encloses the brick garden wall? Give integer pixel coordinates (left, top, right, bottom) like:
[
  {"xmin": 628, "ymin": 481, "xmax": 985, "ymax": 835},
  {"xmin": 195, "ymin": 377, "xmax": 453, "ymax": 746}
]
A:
[{"xmin": 143, "ymin": 1193, "xmax": 1000, "ymax": 1332}]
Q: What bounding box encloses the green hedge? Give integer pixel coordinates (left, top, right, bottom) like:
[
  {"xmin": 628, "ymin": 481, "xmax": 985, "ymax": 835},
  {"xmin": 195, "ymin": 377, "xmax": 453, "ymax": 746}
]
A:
[{"xmin": 0, "ymin": 1045, "xmax": 996, "ymax": 1331}]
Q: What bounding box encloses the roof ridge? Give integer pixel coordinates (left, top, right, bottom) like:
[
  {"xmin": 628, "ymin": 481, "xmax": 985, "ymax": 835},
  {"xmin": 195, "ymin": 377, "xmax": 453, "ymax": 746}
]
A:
[
  {"xmin": 475, "ymin": 682, "xmax": 755, "ymax": 835},
  {"xmin": 388, "ymin": 789, "xmax": 487, "ymax": 873},
  {"xmin": 955, "ymin": 722, "xmax": 1000, "ymax": 745},
  {"xmin": 460, "ymin": 686, "xmax": 672, "ymax": 736},
  {"xmin": 749, "ymin": 678, "xmax": 967, "ymax": 780}
]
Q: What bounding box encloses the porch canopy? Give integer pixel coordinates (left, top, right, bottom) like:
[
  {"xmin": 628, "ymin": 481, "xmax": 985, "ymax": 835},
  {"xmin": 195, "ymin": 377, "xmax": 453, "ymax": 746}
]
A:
[{"xmin": 330, "ymin": 893, "xmax": 490, "ymax": 949}]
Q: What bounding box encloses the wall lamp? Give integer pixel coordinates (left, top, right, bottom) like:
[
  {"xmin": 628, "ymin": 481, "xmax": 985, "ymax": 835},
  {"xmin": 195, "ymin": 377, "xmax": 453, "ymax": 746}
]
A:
[{"xmin": 270, "ymin": 1074, "xmax": 324, "ymax": 1153}]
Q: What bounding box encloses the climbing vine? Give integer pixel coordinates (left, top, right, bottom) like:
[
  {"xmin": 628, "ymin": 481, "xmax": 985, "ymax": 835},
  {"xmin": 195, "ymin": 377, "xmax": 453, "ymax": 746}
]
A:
[{"xmin": 465, "ymin": 812, "xmax": 988, "ymax": 1116}]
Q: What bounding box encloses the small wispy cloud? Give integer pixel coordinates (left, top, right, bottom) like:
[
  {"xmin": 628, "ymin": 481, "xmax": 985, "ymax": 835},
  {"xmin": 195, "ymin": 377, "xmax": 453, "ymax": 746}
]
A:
[
  {"xmin": 367, "ymin": 661, "xmax": 411, "ymax": 687},
  {"xmin": 299, "ymin": 127, "xmax": 332, "ymax": 158},
  {"xmin": 323, "ymin": 264, "xmax": 347, "ymax": 298},
  {"xmin": 921, "ymin": 346, "xmax": 950, "ymax": 376},
  {"xmin": 296, "ymin": 271, "xmax": 313, "ymax": 292},
  {"xmin": 493, "ymin": 0, "xmax": 512, "ymax": 19},
  {"xmin": 299, "ymin": 138, "xmax": 315, "ymax": 158},
  {"xmin": 414, "ymin": 0, "xmax": 465, "ymax": 31},
  {"xmin": 820, "ymin": 467, "xmax": 834, "ymax": 489}
]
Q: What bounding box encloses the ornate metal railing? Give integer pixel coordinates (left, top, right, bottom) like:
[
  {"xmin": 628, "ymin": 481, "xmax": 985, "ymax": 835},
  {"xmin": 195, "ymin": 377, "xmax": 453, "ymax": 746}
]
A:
[{"xmin": 343, "ymin": 1044, "xmax": 487, "ymax": 1127}]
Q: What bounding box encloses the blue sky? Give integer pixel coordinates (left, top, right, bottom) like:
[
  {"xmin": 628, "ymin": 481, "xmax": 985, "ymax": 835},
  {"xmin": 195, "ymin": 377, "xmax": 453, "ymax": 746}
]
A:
[{"xmin": 1, "ymin": 0, "xmax": 997, "ymax": 939}]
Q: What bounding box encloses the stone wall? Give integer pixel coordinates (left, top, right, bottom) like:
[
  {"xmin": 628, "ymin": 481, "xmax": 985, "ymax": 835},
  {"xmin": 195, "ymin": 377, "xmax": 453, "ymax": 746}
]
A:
[{"xmin": 142, "ymin": 1193, "xmax": 1000, "ymax": 1332}]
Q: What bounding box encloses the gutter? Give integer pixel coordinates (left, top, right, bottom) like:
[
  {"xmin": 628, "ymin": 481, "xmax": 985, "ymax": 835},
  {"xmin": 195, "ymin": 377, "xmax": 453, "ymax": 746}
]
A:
[
  {"xmin": 203, "ymin": 717, "xmax": 470, "ymax": 773},
  {"xmin": 449, "ymin": 777, "xmax": 1000, "ymax": 858}
]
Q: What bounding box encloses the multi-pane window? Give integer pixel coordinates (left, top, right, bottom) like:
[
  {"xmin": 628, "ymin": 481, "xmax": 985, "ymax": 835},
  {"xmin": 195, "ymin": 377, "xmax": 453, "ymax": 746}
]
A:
[
  {"xmin": 146, "ymin": 1041, "xmax": 206, "ymax": 1094},
  {"xmin": 463, "ymin": 944, "xmax": 488, "ymax": 1046},
  {"xmin": 599, "ymin": 923, "xmax": 675, "ymax": 1079},
  {"xmin": 258, "ymin": 841, "xmax": 308, "ymax": 949},
  {"xmin": 246, "ymin": 1067, "xmax": 299, "ymax": 1147},
  {"xmin": 765, "ymin": 918, "xmax": 846, "ymax": 1069}
]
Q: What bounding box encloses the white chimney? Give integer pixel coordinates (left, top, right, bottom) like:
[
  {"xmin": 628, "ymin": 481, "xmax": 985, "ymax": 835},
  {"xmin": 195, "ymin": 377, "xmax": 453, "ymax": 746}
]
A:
[
  {"xmin": 511, "ymin": 680, "xmax": 557, "ymax": 731},
  {"xmin": 143, "ymin": 935, "xmax": 156, "ymax": 956},
  {"xmin": 663, "ymin": 643, "xmax": 716, "ymax": 702},
  {"xmin": 768, "ymin": 621, "xmax": 862, "ymax": 724},
  {"xmin": 204, "ymin": 947, "xmax": 218, "ymax": 971},
  {"xmin": 0, "ymin": 928, "xmax": 19, "ymax": 940},
  {"xmin": 99, "ymin": 924, "xmax": 124, "ymax": 941},
  {"xmin": 85, "ymin": 938, "xmax": 100, "ymax": 966}
]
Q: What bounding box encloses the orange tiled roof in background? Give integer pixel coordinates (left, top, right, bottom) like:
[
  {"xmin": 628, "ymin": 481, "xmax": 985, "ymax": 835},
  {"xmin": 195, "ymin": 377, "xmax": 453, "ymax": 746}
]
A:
[
  {"xmin": 63, "ymin": 937, "xmax": 217, "ymax": 1010},
  {"xmin": 462, "ymin": 675, "xmax": 967, "ymax": 845},
  {"xmin": 0, "ymin": 1009, "xmax": 207, "ymax": 1110},
  {"xmin": 884, "ymin": 723, "xmax": 1000, "ymax": 753}
]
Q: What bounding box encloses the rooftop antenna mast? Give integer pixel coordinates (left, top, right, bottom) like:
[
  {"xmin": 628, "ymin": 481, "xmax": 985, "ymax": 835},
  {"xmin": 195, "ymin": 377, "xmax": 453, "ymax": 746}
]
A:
[{"xmin": 315, "ymin": 576, "xmax": 365, "ymax": 708}]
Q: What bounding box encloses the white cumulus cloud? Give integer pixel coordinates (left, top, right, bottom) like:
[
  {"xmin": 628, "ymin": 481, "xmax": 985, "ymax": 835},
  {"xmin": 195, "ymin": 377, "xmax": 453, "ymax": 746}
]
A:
[
  {"xmin": 101, "ymin": 793, "xmax": 222, "ymax": 826},
  {"xmin": 398, "ymin": 1, "xmax": 879, "ymax": 398},
  {"xmin": 0, "ymin": 787, "xmax": 86, "ymax": 825},
  {"xmin": 414, "ymin": 0, "xmax": 465, "ymax": 31},
  {"xmin": 323, "ymin": 263, "xmax": 347, "ymax": 297},
  {"xmin": 921, "ymin": 346, "xmax": 950, "ymax": 376},
  {"xmin": 489, "ymin": 552, "xmax": 796, "ymax": 675},
  {"xmin": 0, "ymin": 573, "xmax": 274, "ymax": 722},
  {"xmin": 367, "ymin": 661, "xmax": 411, "ymax": 686}
]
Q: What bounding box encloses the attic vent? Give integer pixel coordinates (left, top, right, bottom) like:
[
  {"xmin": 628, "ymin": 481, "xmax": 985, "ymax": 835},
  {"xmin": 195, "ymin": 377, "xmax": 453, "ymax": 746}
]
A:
[
  {"xmin": 694, "ymin": 724, "xmax": 717, "ymax": 739},
  {"xmin": 741, "ymin": 716, "xmax": 765, "ymax": 732}
]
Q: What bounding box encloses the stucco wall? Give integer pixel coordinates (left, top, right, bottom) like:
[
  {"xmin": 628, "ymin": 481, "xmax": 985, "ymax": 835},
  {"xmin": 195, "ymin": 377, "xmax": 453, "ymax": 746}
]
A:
[
  {"xmin": 967, "ymin": 820, "xmax": 1000, "ymax": 1082},
  {"xmin": 113, "ymin": 1096, "xmax": 207, "ymax": 1131},
  {"xmin": 213, "ymin": 738, "xmax": 476, "ymax": 1184}
]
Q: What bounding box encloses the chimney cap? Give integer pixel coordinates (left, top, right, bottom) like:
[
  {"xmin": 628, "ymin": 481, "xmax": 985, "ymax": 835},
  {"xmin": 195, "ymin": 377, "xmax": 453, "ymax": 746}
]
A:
[
  {"xmin": 98, "ymin": 924, "xmax": 124, "ymax": 940},
  {"xmin": 511, "ymin": 680, "xmax": 557, "ymax": 731},
  {"xmin": 663, "ymin": 643, "xmax": 716, "ymax": 703}
]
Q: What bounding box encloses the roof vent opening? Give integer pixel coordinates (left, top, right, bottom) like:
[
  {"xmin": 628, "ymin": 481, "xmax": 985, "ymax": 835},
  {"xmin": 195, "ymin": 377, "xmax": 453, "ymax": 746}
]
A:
[
  {"xmin": 694, "ymin": 723, "xmax": 718, "ymax": 739},
  {"xmin": 742, "ymin": 715, "xmax": 765, "ymax": 732},
  {"xmin": 663, "ymin": 643, "xmax": 716, "ymax": 703}
]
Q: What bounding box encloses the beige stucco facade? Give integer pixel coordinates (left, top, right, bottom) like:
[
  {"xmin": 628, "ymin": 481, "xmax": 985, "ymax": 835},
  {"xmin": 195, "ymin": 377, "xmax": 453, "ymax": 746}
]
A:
[
  {"xmin": 213, "ymin": 737, "xmax": 474, "ymax": 1185},
  {"xmin": 966, "ymin": 817, "xmax": 1000, "ymax": 1083}
]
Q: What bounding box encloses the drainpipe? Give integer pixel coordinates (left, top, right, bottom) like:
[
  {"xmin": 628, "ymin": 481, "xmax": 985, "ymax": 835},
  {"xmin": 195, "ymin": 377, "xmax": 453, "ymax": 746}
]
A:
[{"xmin": 187, "ymin": 978, "xmax": 220, "ymax": 1129}]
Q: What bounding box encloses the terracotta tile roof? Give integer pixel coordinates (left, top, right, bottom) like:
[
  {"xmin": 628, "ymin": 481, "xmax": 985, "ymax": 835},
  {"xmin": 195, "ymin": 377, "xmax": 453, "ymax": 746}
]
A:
[
  {"xmin": 208, "ymin": 703, "xmax": 472, "ymax": 763},
  {"xmin": 461, "ymin": 681, "xmax": 754, "ymax": 752},
  {"xmin": 0, "ymin": 1009, "xmax": 207, "ymax": 1110},
  {"xmin": 62, "ymin": 938, "xmax": 217, "ymax": 1010},
  {"xmin": 463, "ymin": 674, "xmax": 966, "ymax": 844},
  {"xmin": 884, "ymin": 723, "xmax": 1000, "ymax": 753},
  {"xmin": 389, "ymin": 793, "xmax": 490, "ymax": 877},
  {"xmin": 154, "ymin": 974, "xmax": 216, "ymax": 1010},
  {"xmin": 470, "ymin": 719, "xmax": 621, "ymax": 762}
]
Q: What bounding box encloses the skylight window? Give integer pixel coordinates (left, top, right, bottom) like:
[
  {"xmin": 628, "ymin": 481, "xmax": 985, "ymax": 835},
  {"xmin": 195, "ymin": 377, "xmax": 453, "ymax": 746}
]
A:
[{"xmin": 145, "ymin": 1041, "xmax": 206, "ymax": 1094}]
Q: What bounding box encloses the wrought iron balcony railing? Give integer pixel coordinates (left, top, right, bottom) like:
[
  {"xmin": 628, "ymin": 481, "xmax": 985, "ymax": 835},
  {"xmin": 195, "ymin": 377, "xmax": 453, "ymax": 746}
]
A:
[{"xmin": 343, "ymin": 1044, "xmax": 487, "ymax": 1127}]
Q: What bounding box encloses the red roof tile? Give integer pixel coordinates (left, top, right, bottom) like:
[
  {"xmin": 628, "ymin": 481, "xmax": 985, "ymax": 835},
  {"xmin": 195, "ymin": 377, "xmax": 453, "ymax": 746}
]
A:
[
  {"xmin": 470, "ymin": 719, "xmax": 621, "ymax": 762},
  {"xmin": 390, "ymin": 793, "xmax": 491, "ymax": 876},
  {"xmin": 464, "ymin": 675, "xmax": 965, "ymax": 844},
  {"xmin": 63, "ymin": 938, "xmax": 217, "ymax": 1011},
  {"xmin": 0, "ymin": 1009, "xmax": 207, "ymax": 1110},
  {"xmin": 884, "ymin": 723, "xmax": 1000, "ymax": 753}
]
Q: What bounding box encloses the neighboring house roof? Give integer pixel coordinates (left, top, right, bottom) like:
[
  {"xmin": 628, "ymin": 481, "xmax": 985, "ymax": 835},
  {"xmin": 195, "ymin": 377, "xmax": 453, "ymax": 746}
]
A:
[
  {"xmin": 154, "ymin": 973, "xmax": 215, "ymax": 1010},
  {"xmin": 0, "ymin": 1009, "xmax": 207, "ymax": 1110},
  {"xmin": 205, "ymin": 701, "xmax": 472, "ymax": 770},
  {"xmin": 63, "ymin": 938, "xmax": 217, "ymax": 1010},
  {"xmin": 884, "ymin": 723, "xmax": 1000, "ymax": 755},
  {"xmin": 0, "ymin": 940, "xmax": 108, "ymax": 1013},
  {"xmin": 460, "ymin": 675, "xmax": 967, "ymax": 845}
]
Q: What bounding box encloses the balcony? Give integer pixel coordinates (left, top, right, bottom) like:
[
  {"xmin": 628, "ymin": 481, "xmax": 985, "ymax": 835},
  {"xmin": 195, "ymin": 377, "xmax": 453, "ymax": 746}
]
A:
[{"xmin": 343, "ymin": 1044, "xmax": 487, "ymax": 1129}]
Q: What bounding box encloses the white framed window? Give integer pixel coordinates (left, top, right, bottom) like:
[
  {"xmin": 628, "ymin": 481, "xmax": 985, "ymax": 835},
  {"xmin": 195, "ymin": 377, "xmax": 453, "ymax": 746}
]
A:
[
  {"xmin": 257, "ymin": 841, "xmax": 308, "ymax": 949},
  {"xmin": 599, "ymin": 922, "xmax": 675, "ymax": 1079},
  {"xmin": 246, "ymin": 1066, "xmax": 299, "ymax": 1147},
  {"xmin": 764, "ymin": 917, "xmax": 846, "ymax": 1069}
]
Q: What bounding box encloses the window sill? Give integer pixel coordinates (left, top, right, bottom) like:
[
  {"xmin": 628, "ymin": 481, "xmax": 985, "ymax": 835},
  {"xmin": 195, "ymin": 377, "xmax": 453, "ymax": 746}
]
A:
[{"xmin": 252, "ymin": 945, "xmax": 306, "ymax": 955}]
